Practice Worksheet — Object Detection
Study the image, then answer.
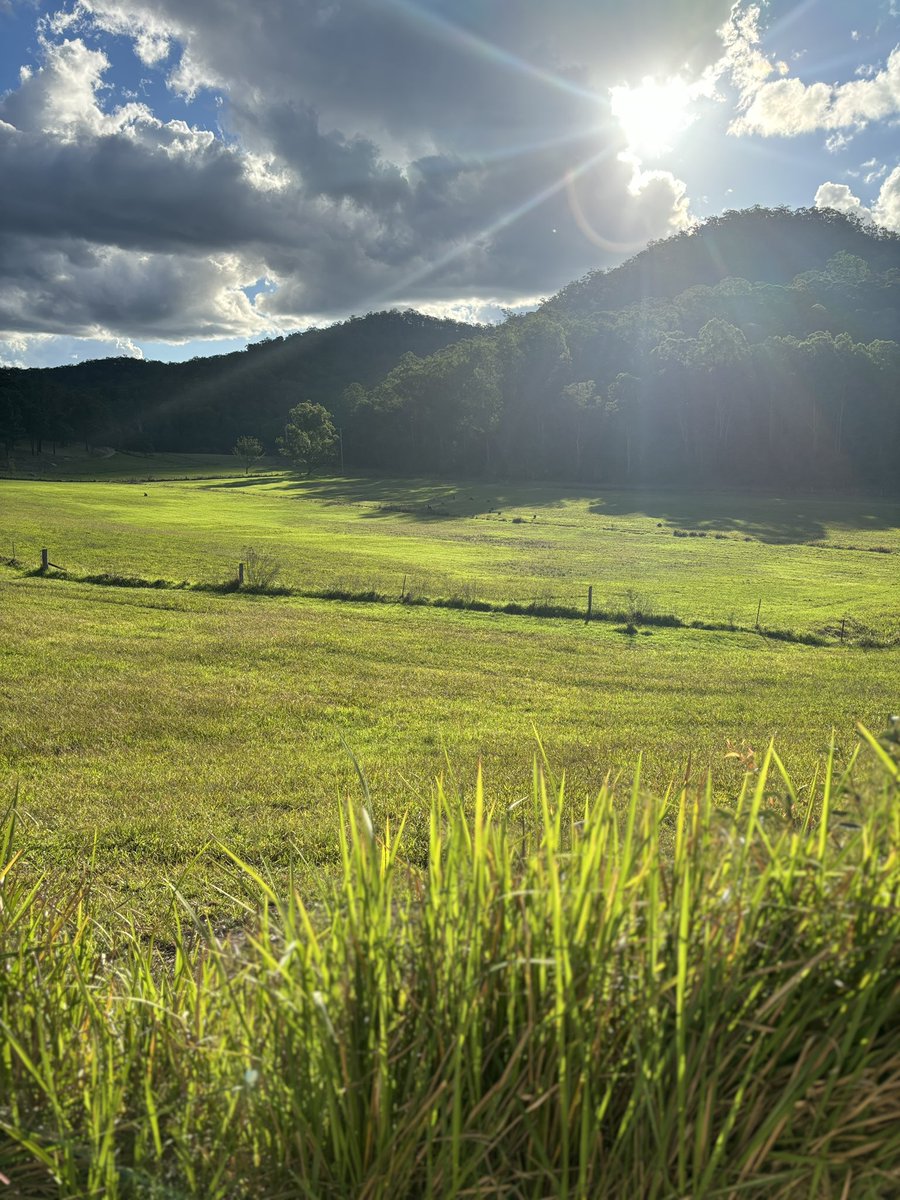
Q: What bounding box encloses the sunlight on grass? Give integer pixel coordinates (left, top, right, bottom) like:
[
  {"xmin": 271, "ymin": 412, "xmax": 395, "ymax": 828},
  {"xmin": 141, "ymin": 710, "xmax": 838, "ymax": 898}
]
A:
[
  {"xmin": 1, "ymin": 730, "xmax": 898, "ymax": 1197},
  {"xmin": 0, "ymin": 575, "xmax": 896, "ymax": 922},
  {"xmin": 1, "ymin": 474, "xmax": 899, "ymax": 637}
]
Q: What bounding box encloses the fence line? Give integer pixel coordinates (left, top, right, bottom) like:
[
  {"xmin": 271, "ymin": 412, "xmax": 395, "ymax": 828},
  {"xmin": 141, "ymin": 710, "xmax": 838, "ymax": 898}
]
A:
[{"xmin": 8, "ymin": 547, "xmax": 888, "ymax": 649}]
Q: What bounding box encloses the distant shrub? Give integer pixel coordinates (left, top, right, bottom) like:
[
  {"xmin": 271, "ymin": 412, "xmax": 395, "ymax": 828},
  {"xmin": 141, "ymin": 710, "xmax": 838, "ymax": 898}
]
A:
[
  {"xmin": 80, "ymin": 573, "xmax": 171, "ymax": 589},
  {"xmin": 242, "ymin": 544, "xmax": 282, "ymax": 589},
  {"xmin": 621, "ymin": 587, "xmax": 655, "ymax": 626}
]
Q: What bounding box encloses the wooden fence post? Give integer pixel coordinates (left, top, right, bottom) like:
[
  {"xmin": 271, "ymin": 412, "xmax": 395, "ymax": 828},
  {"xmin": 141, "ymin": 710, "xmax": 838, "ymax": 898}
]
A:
[
  {"xmin": 41, "ymin": 548, "xmax": 49, "ymax": 571},
  {"xmin": 586, "ymin": 585, "xmax": 593, "ymax": 623},
  {"xmin": 839, "ymin": 617, "xmax": 846, "ymax": 644},
  {"xmin": 238, "ymin": 562, "xmax": 245, "ymax": 586}
]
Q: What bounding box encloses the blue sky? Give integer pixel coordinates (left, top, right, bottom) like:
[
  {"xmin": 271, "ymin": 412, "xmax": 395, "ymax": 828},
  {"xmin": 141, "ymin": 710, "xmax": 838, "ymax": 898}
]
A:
[{"xmin": 1, "ymin": 0, "xmax": 898, "ymax": 367}]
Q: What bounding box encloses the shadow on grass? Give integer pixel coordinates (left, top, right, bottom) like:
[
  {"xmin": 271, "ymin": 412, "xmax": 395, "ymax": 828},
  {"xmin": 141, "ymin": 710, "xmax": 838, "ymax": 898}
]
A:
[
  {"xmin": 199, "ymin": 474, "xmax": 285, "ymax": 490},
  {"xmin": 199, "ymin": 474, "xmax": 900, "ymax": 539},
  {"xmin": 588, "ymin": 490, "xmax": 900, "ymax": 544},
  {"xmin": 226, "ymin": 474, "xmax": 590, "ymax": 519}
]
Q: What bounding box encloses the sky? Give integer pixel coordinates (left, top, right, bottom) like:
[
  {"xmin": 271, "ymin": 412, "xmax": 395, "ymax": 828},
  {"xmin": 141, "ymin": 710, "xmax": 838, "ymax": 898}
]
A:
[{"xmin": 0, "ymin": 0, "xmax": 898, "ymax": 368}]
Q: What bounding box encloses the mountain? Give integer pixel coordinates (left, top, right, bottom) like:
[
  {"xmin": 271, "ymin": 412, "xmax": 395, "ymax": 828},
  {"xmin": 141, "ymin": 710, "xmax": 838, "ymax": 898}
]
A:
[
  {"xmin": 545, "ymin": 204, "xmax": 900, "ymax": 320},
  {"xmin": 343, "ymin": 208, "xmax": 900, "ymax": 490},
  {"xmin": 2, "ymin": 207, "xmax": 898, "ymax": 490},
  {"xmin": 0, "ymin": 309, "xmax": 479, "ymax": 456}
]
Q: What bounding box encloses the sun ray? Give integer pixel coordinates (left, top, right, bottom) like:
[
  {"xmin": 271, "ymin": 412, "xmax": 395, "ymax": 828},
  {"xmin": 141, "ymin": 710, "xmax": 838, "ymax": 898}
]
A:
[{"xmin": 351, "ymin": 146, "xmax": 619, "ymax": 314}]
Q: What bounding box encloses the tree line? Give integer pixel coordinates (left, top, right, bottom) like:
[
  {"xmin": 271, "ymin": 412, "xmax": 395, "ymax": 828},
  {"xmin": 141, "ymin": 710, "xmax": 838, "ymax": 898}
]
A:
[
  {"xmin": 344, "ymin": 306, "xmax": 898, "ymax": 489},
  {"xmin": 0, "ymin": 310, "xmax": 478, "ymax": 459}
]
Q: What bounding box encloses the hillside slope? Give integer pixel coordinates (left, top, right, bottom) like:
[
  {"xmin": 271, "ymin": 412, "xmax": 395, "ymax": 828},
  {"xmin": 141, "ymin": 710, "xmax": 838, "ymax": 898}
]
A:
[
  {"xmin": 345, "ymin": 208, "xmax": 900, "ymax": 488},
  {"xmin": 2, "ymin": 207, "xmax": 898, "ymax": 488},
  {"xmin": 0, "ymin": 309, "xmax": 479, "ymax": 455}
]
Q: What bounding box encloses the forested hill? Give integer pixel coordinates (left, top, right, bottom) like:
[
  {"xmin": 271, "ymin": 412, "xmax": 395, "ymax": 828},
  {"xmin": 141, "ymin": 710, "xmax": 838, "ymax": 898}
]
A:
[
  {"xmin": 545, "ymin": 204, "xmax": 900, "ymax": 318},
  {"xmin": 0, "ymin": 310, "xmax": 479, "ymax": 457},
  {"xmin": 346, "ymin": 208, "xmax": 900, "ymax": 490},
  {"xmin": 2, "ymin": 206, "xmax": 899, "ymax": 490}
]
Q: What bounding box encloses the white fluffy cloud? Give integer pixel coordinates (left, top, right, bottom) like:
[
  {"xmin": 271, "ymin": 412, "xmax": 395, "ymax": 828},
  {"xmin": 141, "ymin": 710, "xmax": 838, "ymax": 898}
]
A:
[
  {"xmin": 814, "ymin": 169, "xmax": 900, "ymax": 232},
  {"xmin": 723, "ymin": 5, "xmax": 900, "ymax": 138},
  {"xmin": 873, "ymin": 165, "xmax": 900, "ymax": 229},
  {"xmin": 813, "ymin": 182, "xmax": 873, "ymax": 223}
]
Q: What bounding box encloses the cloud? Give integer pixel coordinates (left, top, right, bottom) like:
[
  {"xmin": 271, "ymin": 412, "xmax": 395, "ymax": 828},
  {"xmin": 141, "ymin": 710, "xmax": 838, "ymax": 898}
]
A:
[
  {"xmin": 814, "ymin": 170, "xmax": 900, "ymax": 233},
  {"xmin": 0, "ymin": 235, "xmax": 274, "ymax": 339},
  {"xmin": 0, "ymin": 331, "xmax": 156, "ymax": 368},
  {"xmin": 1, "ymin": 1, "xmax": 736, "ymax": 346},
  {"xmin": 718, "ymin": 4, "xmax": 789, "ymax": 98},
  {"xmin": 723, "ymin": 4, "xmax": 900, "ymax": 138},
  {"xmin": 625, "ymin": 160, "xmax": 693, "ymax": 234},
  {"xmin": 825, "ymin": 132, "xmax": 852, "ymax": 153},
  {"xmin": 863, "ymin": 159, "xmax": 888, "ymax": 184},
  {"xmin": 873, "ymin": 165, "xmax": 900, "ymax": 230},
  {"xmin": 813, "ymin": 182, "xmax": 873, "ymax": 224}
]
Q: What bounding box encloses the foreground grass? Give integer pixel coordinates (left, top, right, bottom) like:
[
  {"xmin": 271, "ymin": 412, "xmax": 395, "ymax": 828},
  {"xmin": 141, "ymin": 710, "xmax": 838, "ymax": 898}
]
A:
[
  {"xmin": 1, "ymin": 576, "xmax": 897, "ymax": 924},
  {"xmin": 2, "ymin": 470, "xmax": 898, "ymax": 639},
  {"xmin": 2, "ymin": 730, "xmax": 899, "ymax": 1198}
]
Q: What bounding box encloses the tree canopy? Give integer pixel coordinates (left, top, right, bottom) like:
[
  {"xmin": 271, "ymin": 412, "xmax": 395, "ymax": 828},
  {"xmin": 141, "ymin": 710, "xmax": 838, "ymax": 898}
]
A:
[
  {"xmin": 233, "ymin": 435, "xmax": 264, "ymax": 473},
  {"xmin": 277, "ymin": 402, "xmax": 338, "ymax": 474}
]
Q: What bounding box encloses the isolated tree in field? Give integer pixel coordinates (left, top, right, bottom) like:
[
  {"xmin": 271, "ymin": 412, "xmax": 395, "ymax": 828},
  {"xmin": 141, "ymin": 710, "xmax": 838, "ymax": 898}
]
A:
[
  {"xmin": 278, "ymin": 402, "xmax": 338, "ymax": 474},
  {"xmin": 233, "ymin": 434, "xmax": 264, "ymax": 474}
]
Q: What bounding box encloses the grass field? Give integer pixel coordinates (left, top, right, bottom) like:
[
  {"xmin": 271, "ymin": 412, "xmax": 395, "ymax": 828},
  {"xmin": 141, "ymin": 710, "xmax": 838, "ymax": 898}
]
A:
[
  {"xmin": 2, "ymin": 455, "xmax": 900, "ymax": 1195},
  {"xmin": 1, "ymin": 457, "xmax": 898, "ymax": 921},
  {"xmin": 1, "ymin": 453, "xmax": 898, "ymax": 639}
]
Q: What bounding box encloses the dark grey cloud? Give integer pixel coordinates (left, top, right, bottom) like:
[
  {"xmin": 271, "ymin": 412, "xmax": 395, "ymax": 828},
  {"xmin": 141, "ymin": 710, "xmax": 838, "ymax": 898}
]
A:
[
  {"xmin": 0, "ymin": 122, "xmax": 279, "ymax": 254},
  {"xmin": 1, "ymin": 0, "xmax": 734, "ymax": 352},
  {"xmin": 114, "ymin": 0, "xmax": 732, "ymax": 147},
  {"xmin": 0, "ymin": 233, "xmax": 267, "ymax": 338}
]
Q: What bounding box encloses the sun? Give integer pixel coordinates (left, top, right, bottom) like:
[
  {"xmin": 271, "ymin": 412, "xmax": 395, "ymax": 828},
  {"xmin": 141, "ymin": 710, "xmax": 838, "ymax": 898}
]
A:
[{"xmin": 609, "ymin": 76, "xmax": 696, "ymax": 159}]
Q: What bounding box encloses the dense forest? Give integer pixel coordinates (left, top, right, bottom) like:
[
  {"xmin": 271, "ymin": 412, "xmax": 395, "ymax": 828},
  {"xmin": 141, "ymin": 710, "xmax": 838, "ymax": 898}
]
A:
[
  {"xmin": 0, "ymin": 310, "xmax": 479, "ymax": 459},
  {"xmin": 2, "ymin": 206, "xmax": 899, "ymax": 489}
]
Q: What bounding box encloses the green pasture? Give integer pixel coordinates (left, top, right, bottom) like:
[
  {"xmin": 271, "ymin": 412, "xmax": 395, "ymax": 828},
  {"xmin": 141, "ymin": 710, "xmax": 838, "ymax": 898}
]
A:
[
  {"xmin": 0, "ymin": 571, "xmax": 896, "ymax": 922},
  {"xmin": 1, "ymin": 464, "xmax": 898, "ymax": 638},
  {"xmin": 1, "ymin": 462, "xmax": 897, "ymax": 921}
]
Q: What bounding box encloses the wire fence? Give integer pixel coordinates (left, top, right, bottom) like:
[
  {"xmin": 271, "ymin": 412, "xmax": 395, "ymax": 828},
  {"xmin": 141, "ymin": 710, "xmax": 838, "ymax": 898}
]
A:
[{"xmin": 4, "ymin": 544, "xmax": 895, "ymax": 650}]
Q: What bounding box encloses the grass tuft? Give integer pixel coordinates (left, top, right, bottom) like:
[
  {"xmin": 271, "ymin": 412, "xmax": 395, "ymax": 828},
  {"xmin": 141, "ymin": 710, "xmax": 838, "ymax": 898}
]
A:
[{"xmin": 1, "ymin": 728, "xmax": 899, "ymax": 1197}]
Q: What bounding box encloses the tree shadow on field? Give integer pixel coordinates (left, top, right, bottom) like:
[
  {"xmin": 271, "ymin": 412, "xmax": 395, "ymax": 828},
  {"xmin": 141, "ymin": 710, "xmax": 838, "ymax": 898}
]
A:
[
  {"xmin": 587, "ymin": 490, "xmax": 900, "ymax": 544},
  {"xmin": 255, "ymin": 475, "xmax": 584, "ymax": 520},
  {"xmin": 201, "ymin": 475, "xmax": 284, "ymax": 490}
]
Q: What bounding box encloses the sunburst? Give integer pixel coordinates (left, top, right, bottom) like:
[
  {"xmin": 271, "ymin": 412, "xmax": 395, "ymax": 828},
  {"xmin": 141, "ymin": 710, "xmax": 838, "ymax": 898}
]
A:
[{"xmin": 609, "ymin": 76, "xmax": 696, "ymax": 159}]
